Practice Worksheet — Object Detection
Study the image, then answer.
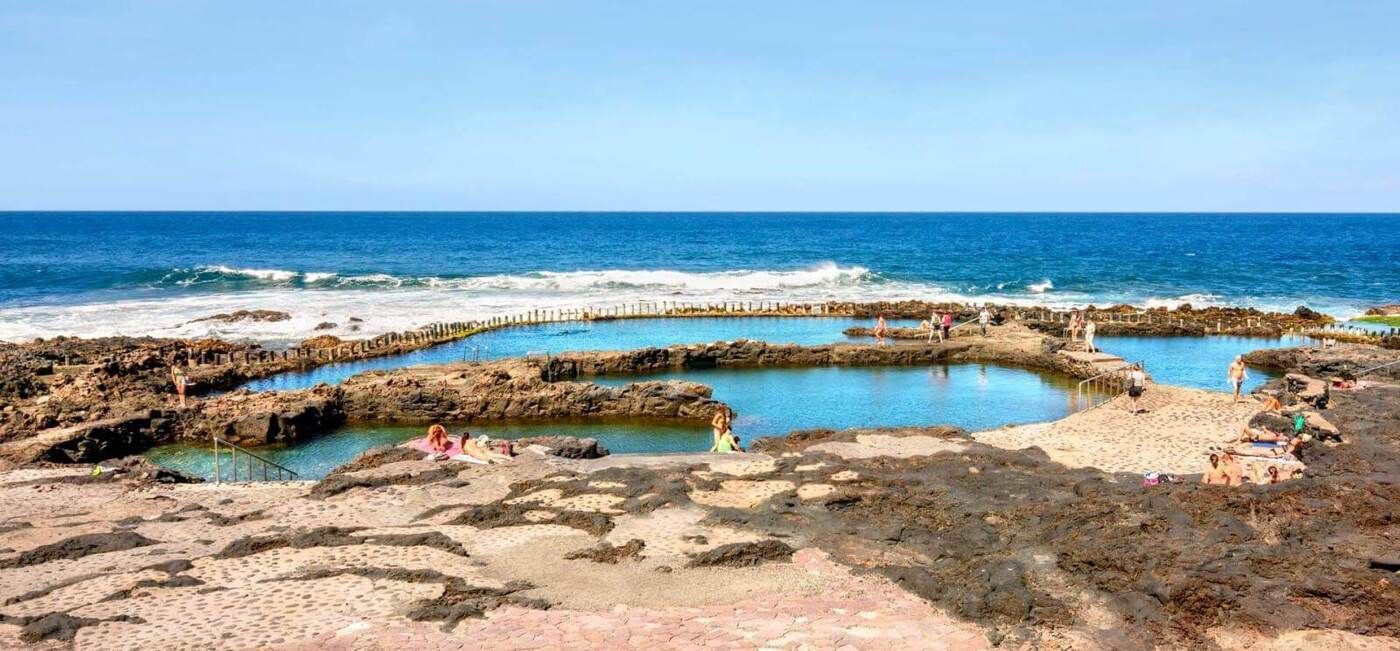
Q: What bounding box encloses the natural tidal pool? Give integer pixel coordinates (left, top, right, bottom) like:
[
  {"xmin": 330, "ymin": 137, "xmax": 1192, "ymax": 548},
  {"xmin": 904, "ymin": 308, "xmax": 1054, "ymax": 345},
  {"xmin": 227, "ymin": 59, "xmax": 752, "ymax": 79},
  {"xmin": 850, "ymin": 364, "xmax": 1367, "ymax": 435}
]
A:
[
  {"xmin": 1093, "ymin": 334, "xmax": 1305, "ymax": 393},
  {"xmin": 241, "ymin": 316, "xmax": 919, "ymax": 392},
  {"xmin": 153, "ymin": 362, "xmax": 1077, "ymax": 480}
]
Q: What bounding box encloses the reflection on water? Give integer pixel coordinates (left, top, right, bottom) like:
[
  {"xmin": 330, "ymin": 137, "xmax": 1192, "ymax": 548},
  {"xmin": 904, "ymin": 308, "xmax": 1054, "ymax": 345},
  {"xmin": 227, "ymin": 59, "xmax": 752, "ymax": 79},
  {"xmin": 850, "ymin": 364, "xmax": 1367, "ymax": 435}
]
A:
[{"xmin": 153, "ymin": 362, "xmax": 1075, "ymax": 480}]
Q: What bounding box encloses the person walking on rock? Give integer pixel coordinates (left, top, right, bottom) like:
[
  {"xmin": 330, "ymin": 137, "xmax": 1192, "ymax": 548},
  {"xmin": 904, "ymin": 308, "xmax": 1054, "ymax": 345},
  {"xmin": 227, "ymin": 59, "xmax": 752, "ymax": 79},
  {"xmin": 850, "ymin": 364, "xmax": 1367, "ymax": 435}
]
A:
[
  {"xmin": 1069, "ymin": 310, "xmax": 1082, "ymax": 341},
  {"xmin": 873, "ymin": 314, "xmax": 889, "ymax": 346},
  {"xmin": 941, "ymin": 311, "xmax": 953, "ymax": 341},
  {"xmin": 978, "ymin": 306, "xmax": 991, "ymax": 336},
  {"xmin": 1083, "ymin": 318, "xmax": 1097, "ymax": 352},
  {"xmin": 170, "ymin": 365, "xmax": 190, "ymax": 408}
]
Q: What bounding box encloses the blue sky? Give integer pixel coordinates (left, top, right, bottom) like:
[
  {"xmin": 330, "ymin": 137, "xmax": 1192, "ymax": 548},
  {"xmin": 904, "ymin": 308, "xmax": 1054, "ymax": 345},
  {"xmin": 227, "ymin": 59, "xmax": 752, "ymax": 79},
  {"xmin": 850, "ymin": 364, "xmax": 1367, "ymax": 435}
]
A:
[{"xmin": 2, "ymin": 1, "xmax": 1397, "ymax": 211}]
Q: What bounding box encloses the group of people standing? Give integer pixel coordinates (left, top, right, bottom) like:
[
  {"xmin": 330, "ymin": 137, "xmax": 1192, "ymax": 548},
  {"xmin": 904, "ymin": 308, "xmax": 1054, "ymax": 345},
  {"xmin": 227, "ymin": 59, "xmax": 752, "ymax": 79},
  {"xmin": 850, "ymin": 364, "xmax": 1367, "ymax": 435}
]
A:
[
  {"xmin": 1067, "ymin": 310, "xmax": 1097, "ymax": 352},
  {"xmin": 873, "ymin": 306, "xmax": 995, "ymax": 346}
]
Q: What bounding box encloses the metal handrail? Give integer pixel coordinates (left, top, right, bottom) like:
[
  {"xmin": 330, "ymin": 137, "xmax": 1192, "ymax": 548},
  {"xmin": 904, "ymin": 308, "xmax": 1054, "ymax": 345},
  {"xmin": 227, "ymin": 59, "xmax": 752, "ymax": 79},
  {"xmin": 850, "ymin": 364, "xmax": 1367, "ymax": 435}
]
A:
[
  {"xmin": 462, "ymin": 344, "xmax": 489, "ymax": 362},
  {"xmin": 1075, "ymin": 360, "xmax": 1145, "ymax": 412},
  {"xmin": 212, "ymin": 437, "xmax": 300, "ymax": 483},
  {"xmin": 1356, "ymin": 358, "xmax": 1400, "ymax": 377}
]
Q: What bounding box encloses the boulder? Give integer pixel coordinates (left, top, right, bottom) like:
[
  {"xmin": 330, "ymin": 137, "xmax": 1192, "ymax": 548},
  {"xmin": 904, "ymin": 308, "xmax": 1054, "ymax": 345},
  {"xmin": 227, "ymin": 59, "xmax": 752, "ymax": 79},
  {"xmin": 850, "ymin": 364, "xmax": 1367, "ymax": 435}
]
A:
[
  {"xmin": 515, "ymin": 436, "xmax": 610, "ymax": 459},
  {"xmin": 189, "ymin": 310, "xmax": 291, "ymax": 324},
  {"xmin": 1294, "ymin": 305, "xmax": 1322, "ymax": 320}
]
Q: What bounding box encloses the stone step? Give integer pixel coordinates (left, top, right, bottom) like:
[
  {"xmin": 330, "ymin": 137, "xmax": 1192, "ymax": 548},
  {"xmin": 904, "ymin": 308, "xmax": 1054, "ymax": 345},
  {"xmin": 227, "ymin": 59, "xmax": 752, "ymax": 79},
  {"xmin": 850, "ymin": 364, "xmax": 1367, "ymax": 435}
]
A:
[{"xmin": 1058, "ymin": 350, "xmax": 1125, "ymax": 365}]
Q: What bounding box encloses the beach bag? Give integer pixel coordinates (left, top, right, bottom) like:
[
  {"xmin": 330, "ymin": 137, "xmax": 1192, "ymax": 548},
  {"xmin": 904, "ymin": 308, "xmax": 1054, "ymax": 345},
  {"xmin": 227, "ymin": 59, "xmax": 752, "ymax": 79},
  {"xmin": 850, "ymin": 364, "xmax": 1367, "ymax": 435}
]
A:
[{"xmin": 1292, "ymin": 413, "xmax": 1306, "ymax": 434}]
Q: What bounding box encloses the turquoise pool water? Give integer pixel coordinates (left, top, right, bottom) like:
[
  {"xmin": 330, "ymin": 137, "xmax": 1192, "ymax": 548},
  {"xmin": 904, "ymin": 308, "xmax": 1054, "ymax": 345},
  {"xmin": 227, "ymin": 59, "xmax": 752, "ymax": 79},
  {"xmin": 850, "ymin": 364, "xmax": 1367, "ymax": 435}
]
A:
[
  {"xmin": 241, "ymin": 316, "xmax": 918, "ymax": 392},
  {"xmin": 151, "ymin": 362, "xmax": 1077, "ymax": 480},
  {"xmin": 145, "ymin": 421, "xmax": 710, "ymax": 481},
  {"xmin": 1093, "ymin": 334, "xmax": 1304, "ymax": 393}
]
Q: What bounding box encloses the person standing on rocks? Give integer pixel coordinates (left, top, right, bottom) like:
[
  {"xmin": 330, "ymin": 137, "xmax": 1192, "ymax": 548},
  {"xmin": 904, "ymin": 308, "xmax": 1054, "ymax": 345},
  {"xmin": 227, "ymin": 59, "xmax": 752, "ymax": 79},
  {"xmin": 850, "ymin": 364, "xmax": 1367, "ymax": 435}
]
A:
[
  {"xmin": 1068, "ymin": 310, "xmax": 1082, "ymax": 341},
  {"xmin": 978, "ymin": 306, "xmax": 991, "ymax": 336},
  {"xmin": 1083, "ymin": 318, "xmax": 1097, "ymax": 352},
  {"xmin": 170, "ymin": 365, "xmax": 190, "ymax": 408},
  {"xmin": 710, "ymin": 406, "xmax": 733, "ymax": 451},
  {"xmin": 930, "ymin": 309, "xmax": 943, "ymax": 343},
  {"xmin": 873, "ymin": 315, "xmax": 889, "ymax": 346},
  {"xmin": 1228, "ymin": 356, "xmax": 1248, "ymax": 402},
  {"xmin": 941, "ymin": 311, "xmax": 953, "ymax": 341}
]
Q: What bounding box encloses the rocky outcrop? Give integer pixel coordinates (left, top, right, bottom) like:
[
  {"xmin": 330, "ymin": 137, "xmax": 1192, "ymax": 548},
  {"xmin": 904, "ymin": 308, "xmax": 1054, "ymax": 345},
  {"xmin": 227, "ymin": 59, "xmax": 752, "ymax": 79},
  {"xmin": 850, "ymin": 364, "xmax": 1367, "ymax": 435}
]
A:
[
  {"xmin": 0, "ymin": 411, "xmax": 178, "ymax": 467},
  {"xmin": 184, "ymin": 387, "xmax": 347, "ymax": 447},
  {"xmin": 1020, "ymin": 304, "xmax": 1332, "ymax": 338},
  {"xmin": 548, "ymin": 333, "xmax": 1098, "ymax": 382},
  {"xmin": 188, "ymin": 310, "xmax": 291, "ymax": 324},
  {"xmin": 514, "ymin": 436, "xmax": 610, "ymax": 459},
  {"xmin": 1243, "ymin": 343, "xmax": 1400, "ymax": 381},
  {"xmin": 340, "ymin": 359, "xmax": 719, "ymax": 424},
  {"xmin": 1365, "ymin": 304, "xmax": 1400, "ymax": 316}
]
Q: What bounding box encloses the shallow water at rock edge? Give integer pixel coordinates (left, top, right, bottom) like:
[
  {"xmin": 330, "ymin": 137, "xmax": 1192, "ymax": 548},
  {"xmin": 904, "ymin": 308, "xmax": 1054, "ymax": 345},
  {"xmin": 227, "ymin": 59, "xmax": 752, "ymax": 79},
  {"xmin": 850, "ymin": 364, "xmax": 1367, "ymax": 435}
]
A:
[{"xmin": 151, "ymin": 363, "xmax": 1079, "ymax": 480}]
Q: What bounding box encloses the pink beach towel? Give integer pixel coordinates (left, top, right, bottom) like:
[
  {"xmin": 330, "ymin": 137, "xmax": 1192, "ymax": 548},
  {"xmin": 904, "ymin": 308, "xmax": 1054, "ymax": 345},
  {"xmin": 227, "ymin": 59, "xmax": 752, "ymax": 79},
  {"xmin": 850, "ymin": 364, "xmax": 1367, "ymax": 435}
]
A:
[{"xmin": 403, "ymin": 436, "xmax": 464, "ymax": 457}]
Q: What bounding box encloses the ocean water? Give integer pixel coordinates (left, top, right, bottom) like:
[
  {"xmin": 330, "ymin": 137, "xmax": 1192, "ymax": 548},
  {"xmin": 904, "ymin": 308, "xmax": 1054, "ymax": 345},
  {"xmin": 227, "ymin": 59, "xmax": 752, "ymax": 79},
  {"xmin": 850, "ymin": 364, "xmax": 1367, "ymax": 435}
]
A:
[
  {"xmin": 149, "ymin": 362, "xmax": 1079, "ymax": 480},
  {"xmin": 2, "ymin": 212, "xmax": 1396, "ymax": 344}
]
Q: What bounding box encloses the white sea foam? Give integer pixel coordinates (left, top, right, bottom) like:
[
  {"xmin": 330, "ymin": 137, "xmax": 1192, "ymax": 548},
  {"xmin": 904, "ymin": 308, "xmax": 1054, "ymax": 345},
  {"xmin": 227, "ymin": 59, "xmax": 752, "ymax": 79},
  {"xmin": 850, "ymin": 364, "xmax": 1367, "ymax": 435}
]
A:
[
  {"xmin": 0, "ymin": 264, "xmax": 1367, "ymax": 345},
  {"xmin": 1026, "ymin": 279, "xmax": 1054, "ymax": 294},
  {"xmin": 198, "ymin": 265, "xmax": 298, "ymax": 282}
]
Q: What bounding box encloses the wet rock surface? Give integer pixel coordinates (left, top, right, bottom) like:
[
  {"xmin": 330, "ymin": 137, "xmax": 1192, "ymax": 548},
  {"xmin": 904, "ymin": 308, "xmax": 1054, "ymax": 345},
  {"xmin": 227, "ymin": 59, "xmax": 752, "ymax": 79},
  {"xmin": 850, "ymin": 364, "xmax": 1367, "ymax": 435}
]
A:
[
  {"xmin": 514, "ymin": 436, "xmax": 610, "ymax": 459},
  {"xmin": 188, "ymin": 310, "xmax": 291, "ymax": 324}
]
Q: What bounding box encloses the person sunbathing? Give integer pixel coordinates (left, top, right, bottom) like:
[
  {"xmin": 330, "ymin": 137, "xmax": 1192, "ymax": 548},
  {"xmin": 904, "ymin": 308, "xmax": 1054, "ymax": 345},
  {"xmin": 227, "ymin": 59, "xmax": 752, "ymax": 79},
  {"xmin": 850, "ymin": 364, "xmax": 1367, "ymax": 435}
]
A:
[
  {"xmin": 1226, "ymin": 435, "xmax": 1305, "ymax": 460},
  {"xmin": 1237, "ymin": 425, "xmax": 1288, "ymax": 443},
  {"xmin": 1259, "ymin": 395, "xmax": 1283, "ymax": 412},
  {"xmin": 1202, "ymin": 453, "xmax": 1232, "ymax": 485},
  {"xmin": 458, "ymin": 431, "xmax": 513, "ymax": 464},
  {"xmin": 407, "ymin": 424, "xmax": 463, "ymax": 461}
]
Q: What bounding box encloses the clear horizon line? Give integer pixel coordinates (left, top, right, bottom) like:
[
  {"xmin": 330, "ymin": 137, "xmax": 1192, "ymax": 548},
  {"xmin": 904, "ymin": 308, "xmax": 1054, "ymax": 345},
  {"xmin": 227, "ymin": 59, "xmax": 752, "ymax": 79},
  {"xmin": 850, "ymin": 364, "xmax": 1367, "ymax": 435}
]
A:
[{"xmin": 2, "ymin": 209, "xmax": 1398, "ymax": 216}]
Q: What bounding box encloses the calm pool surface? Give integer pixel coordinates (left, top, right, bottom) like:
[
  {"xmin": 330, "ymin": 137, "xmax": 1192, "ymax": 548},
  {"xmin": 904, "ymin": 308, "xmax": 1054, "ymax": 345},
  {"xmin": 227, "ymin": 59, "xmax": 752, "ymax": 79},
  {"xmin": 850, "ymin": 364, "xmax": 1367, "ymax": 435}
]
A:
[
  {"xmin": 1093, "ymin": 334, "xmax": 1305, "ymax": 393},
  {"xmin": 242, "ymin": 316, "xmax": 917, "ymax": 391},
  {"xmin": 153, "ymin": 362, "xmax": 1076, "ymax": 480}
]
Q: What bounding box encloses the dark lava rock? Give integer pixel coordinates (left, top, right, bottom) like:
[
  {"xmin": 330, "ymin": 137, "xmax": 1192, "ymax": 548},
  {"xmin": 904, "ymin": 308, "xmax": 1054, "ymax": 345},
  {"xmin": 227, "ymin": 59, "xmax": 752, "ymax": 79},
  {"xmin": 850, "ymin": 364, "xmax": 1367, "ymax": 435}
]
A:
[
  {"xmin": 686, "ymin": 540, "xmax": 794, "ymax": 568},
  {"xmin": 514, "ymin": 436, "xmax": 610, "ymax": 459},
  {"xmin": 0, "ymin": 531, "xmax": 156, "ymax": 569},
  {"xmin": 407, "ymin": 579, "xmax": 548, "ymax": 631},
  {"xmin": 189, "ymin": 310, "xmax": 291, "ymax": 324},
  {"xmin": 1294, "ymin": 305, "xmax": 1322, "ymax": 320},
  {"xmin": 314, "ymin": 322, "xmax": 338, "ymax": 331},
  {"xmin": 3, "ymin": 612, "xmax": 145, "ymax": 643},
  {"xmin": 564, "ymin": 539, "xmax": 645, "ymax": 564}
]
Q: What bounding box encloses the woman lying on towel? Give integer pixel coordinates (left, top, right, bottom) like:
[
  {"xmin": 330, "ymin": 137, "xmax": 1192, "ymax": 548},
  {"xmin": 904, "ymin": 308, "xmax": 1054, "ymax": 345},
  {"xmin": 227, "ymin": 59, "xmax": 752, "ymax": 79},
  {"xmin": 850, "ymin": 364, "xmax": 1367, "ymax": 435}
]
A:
[{"xmin": 405, "ymin": 424, "xmax": 512, "ymax": 464}]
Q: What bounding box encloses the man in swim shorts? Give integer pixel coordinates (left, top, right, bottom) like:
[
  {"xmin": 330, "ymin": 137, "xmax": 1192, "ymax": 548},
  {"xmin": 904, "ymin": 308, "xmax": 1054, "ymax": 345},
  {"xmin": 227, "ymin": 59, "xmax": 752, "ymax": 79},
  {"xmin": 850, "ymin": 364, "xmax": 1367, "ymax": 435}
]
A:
[{"xmin": 1228, "ymin": 356, "xmax": 1248, "ymax": 402}]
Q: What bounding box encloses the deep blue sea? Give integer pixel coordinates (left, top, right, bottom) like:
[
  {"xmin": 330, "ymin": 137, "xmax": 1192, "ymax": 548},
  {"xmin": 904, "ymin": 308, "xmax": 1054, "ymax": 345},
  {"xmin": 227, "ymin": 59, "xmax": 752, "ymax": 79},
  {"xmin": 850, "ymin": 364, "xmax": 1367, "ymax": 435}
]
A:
[{"xmin": 1, "ymin": 212, "xmax": 1395, "ymax": 344}]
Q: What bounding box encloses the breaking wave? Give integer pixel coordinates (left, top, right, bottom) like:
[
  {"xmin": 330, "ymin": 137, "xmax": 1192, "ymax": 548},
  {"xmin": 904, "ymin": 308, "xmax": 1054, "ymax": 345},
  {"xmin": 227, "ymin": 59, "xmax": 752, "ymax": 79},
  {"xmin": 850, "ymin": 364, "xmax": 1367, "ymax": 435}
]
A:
[{"xmin": 152, "ymin": 262, "xmax": 878, "ymax": 293}]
